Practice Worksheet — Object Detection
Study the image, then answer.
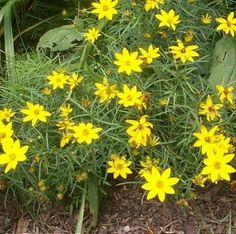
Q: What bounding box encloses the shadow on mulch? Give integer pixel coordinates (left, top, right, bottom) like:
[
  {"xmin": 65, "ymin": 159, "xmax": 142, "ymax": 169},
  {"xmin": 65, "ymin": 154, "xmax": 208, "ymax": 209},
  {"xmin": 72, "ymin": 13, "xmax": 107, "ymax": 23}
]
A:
[{"xmin": 1, "ymin": 182, "xmax": 236, "ymax": 234}]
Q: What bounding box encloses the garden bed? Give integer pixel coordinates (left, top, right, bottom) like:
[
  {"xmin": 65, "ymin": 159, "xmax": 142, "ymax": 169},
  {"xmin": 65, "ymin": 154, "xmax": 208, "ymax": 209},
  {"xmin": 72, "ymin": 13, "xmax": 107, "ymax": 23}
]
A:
[
  {"xmin": 1, "ymin": 0, "xmax": 236, "ymax": 233},
  {"xmin": 2, "ymin": 181, "xmax": 236, "ymax": 233}
]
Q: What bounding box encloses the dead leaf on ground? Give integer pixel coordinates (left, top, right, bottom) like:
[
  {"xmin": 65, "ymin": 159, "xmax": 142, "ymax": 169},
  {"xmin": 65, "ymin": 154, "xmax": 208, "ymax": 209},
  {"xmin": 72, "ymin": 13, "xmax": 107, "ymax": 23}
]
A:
[{"xmin": 15, "ymin": 216, "xmax": 29, "ymax": 234}]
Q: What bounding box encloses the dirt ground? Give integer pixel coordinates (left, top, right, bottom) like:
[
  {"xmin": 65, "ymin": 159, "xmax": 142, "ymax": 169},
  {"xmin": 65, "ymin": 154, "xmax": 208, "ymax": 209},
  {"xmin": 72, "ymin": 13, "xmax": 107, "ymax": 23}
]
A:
[{"xmin": 1, "ymin": 182, "xmax": 236, "ymax": 234}]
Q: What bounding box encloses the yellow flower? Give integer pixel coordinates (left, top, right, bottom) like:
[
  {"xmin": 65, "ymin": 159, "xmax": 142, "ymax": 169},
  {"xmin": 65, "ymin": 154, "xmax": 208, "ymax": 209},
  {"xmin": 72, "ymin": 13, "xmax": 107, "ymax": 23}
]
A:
[
  {"xmin": 144, "ymin": 32, "xmax": 151, "ymax": 39},
  {"xmin": 144, "ymin": 0, "xmax": 164, "ymax": 12},
  {"xmin": 38, "ymin": 179, "xmax": 46, "ymax": 192},
  {"xmin": 57, "ymin": 119, "xmax": 75, "ymax": 130},
  {"xmin": 94, "ymin": 78, "xmax": 118, "ymax": 103},
  {"xmin": 136, "ymin": 92, "xmax": 150, "ymax": 111},
  {"xmin": 176, "ymin": 199, "xmax": 189, "ymax": 207},
  {"xmin": 148, "ymin": 135, "xmax": 160, "ymax": 146},
  {"xmin": 159, "ymin": 98, "xmax": 169, "ymax": 106},
  {"xmin": 76, "ymin": 172, "xmax": 88, "ymax": 182},
  {"xmin": 21, "ymin": 102, "xmax": 51, "ymax": 126},
  {"xmin": 72, "ymin": 123, "xmax": 102, "ymax": 144},
  {"xmin": 33, "ymin": 155, "xmax": 41, "ymax": 164},
  {"xmin": 42, "ymin": 87, "xmax": 52, "ymax": 95},
  {"xmin": 107, "ymin": 155, "xmax": 132, "ymax": 179},
  {"xmin": 123, "ymin": 10, "xmax": 131, "ymax": 17},
  {"xmin": 92, "ymin": 0, "xmax": 118, "ymax": 20},
  {"xmin": 117, "ymin": 85, "xmax": 142, "ymax": 107},
  {"xmin": 155, "ymin": 9, "xmax": 180, "ymax": 31},
  {"xmin": 139, "ymin": 155, "xmax": 159, "ymax": 177},
  {"xmin": 56, "ymin": 193, "xmax": 64, "ymax": 200},
  {"xmin": 142, "ymin": 167, "xmax": 179, "ymax": 202},
  {"xmin": 199, "ymin": 95, "xmax": 222, "ymax": 121},
  {"xmin": 80, "ymin": 98, "xmax": 91, "ymax": 108},
  {"xmin": 192, "ymin": 174, "xmax": 207, "ymax": 187},
  {"xmin": 0, "ymin": 121, "xmax": 13, "ymax": 144},
  {"xmin": 201, "ymin": 14, "xmax": 212, "ymax": 24},
  {"xmin": 201, "ymin": 152, "xmax": 235, "ymax": 183},
  {"xmin": 67, "ymin": 73, "xmax": 83, "ymax": 90},
  {"xmin": 193, "ymin": 125, "xmax": 218, "ymax": 157},
  {"xmin": 60, "ymin": 104, "xmax": 73, "ymax": 118},
  {"xmin": 169, "ymin": 41, "xmax": 199, "ymax": 63},
  {"xmin": 126, "ymin": 115, "xmax": 153, "ymax": 147},
  {"xmin": 214, "ymin": 134, "xmax": 232, "ymax": 155},
  {"xmin": 216, "ymin": 85, "xmax": 234, "ymax": 104},
  {"xmin": 216, "ymin": 12, "xmax": 236, "ymax": 37},
  {"xmin": 47, "ymin": 70, "xmax": 68, "ymax": 90},
  {"xmin": 184, "ymin": 29, "xmax": 194, "ymax": 43},
  {"xmin": 0, "ymin": 138, "xmax": 28, "ymax": 173},
  {"xmin": 114, "ymin": 48, "xmax": 143, "ymax": 75},
  {"xmin": 139, "ymin": 45, "xmax": 160, "ymax": 64},
  {"xmin": 60, "ymin": 132, "xmax": 73, "ymax": 147},
  {"xmin": 84, "ymin": 27, "xmax": 101, "ymax": 43},
  {"xmin": 126, "ymin": 116, "xmax": 153, "ymax": 148},
  {"xmin": 0, "ymin": 108, "xmax": 15, "ymax": 122}
]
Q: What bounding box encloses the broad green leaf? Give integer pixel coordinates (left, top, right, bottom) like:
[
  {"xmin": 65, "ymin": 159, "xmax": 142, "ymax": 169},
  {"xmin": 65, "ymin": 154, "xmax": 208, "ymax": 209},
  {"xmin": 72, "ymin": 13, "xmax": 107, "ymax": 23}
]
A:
[
  {"xmin": 87, "ymin": 173, "xmax": 99, "ymax": 228},
  {"xmin": 208, "ymin": 37, "xmax": 236, "ymax": 89},
  {"xmin": 36, "ymin": 25, "xmax": 83, "ymax": 52}
]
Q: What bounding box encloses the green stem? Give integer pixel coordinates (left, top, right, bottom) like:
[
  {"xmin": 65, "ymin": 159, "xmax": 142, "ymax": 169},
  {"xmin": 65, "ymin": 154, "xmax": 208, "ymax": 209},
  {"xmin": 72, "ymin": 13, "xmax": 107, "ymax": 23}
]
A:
[{"xmin": 75, "ymin": 187, "xmax": 86, "ymax": 234}]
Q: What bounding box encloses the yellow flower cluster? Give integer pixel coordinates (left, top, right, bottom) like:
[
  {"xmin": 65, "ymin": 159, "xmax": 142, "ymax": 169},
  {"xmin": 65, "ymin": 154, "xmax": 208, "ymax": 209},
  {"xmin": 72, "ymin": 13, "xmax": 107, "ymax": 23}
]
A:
[
  {"xmin": 199, "ymin": 85, "xmax": 234, "ymax": 122},
  {"xmin": 126, "ymin": 115, "xmax": 153, "ymax": 148},
  {"xmin": 107, "ymin": 154, "xmax": 179, "ymax": 202},
  {"xmin": 193, "ymin": 84, "xmax": 236, "ymax": 185},
  {"xmin": 47, "ymin": 70, "xmax": 83, "ymax": 91},
  {"xmin": 0, "ymin": 108, "xmax": 29, "ymax": 173}
]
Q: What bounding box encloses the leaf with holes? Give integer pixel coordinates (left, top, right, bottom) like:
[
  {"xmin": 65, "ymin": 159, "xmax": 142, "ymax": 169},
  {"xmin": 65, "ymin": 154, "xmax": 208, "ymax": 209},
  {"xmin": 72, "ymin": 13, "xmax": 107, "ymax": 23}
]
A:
[
  {"xmin": 36, "ymin": 25, "xmax": 84, "ymax": 51},
  {"xmin": 208, "ymin": 37, "xmax": 236, "ymax": 89}
]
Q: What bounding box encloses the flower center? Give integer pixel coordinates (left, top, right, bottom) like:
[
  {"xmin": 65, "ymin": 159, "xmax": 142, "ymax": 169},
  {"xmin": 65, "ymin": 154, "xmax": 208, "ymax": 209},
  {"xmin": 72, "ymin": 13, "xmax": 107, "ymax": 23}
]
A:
[
  {"xmin": 34, "ymin": 109, "xmax": 40, "ymax": 115},
  {"xmin": 0, "ymin": 133, "xmax": 6, "ymax": 139},
  {"xmin": 227, "ymin": 21, "xmax": 231, "ymax": 27},
  {"xmin": 167, "ymin": 18, "xmax": 173, "ymax": 25},
  {"xmin": 105, "ymin": 87, "xmax": 112, "ymax": 96},
  {"xmin": 204, "ymin": 137, "xmax": 211, "ymax": 143},
  {"xmin": 126, "ymin": 95, "xmax": 133, "ymax": 101},
  {"xmin": 137, "ymin": 124, "xmax": 144, "ymax": 131},
  {"xmin": 116, "ymin": 163, "xmax": 123, "ymax": 170},
  {"xmin": 156, "ymin": 180, "xmax": 164, "ymax": 189},
  {"xmin": 208, "ymin": 106, "xmax": 215, "ymax": 112},
  {"xmin": 214, "ymin": 162, "xmax": 221, "ymax": 170},
  {"xmin": 56, "ymin": 78, "xmax": 62, "ymax": 83},
  {"xmin": 125, "ymin": 60, "xmax": 131, "ymax": 66},
  {"xmin": 9, "ymin": 153, "xmax": 16, "ymax": 161},
  {"xmin": 82, "ymin": 129, "xmax": 90, "ymax": 136},
  {"xmin": 224, "ymin": 90, "xmax": 229, "ymax": 95},
  {"xmin": 102, "ymin": 4, "xmax": 109, "ymax": 11},
  {"xmin": 181, "ymin": 48, "xmax": 186, "ymax": 53}
]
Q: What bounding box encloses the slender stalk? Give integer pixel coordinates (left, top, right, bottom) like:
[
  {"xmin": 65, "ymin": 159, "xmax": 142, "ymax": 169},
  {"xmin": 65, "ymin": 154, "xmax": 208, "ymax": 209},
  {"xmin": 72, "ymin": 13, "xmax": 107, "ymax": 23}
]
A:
[
  {"xmin": 4, "ymin": 5, "xmax": 14, "ymax": 74},
  {"xmin": 75, "ymin": 188, "xmax": 86, "ymax": 234}
]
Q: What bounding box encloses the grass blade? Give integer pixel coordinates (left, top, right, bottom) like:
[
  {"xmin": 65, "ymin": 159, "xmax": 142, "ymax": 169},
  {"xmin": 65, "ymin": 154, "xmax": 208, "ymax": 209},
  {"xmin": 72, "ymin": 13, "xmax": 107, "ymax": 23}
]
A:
[
  {"xmin": 0, "ymin": 0, "xmax": 18, "ymax": 23},
  {"xmin": 4, "ymin": 5, "xmax": 14, "ymax": 71},
  {"xmin": 75, "ymin": 188, "xmax": 86, "ymax": 234}
]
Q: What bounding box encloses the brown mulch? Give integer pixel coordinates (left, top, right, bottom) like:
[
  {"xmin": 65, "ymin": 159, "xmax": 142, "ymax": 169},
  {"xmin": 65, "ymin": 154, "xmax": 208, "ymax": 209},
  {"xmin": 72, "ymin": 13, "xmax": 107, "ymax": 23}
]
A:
[
  {"xmin": 1, "ymin": 182, "xmax": 236, "ymax": 234},
  {"xmin": 0, "ymin": 195, "xmax": 78, "ymax": 234},
  {"xmin": 90, "ymin": 182, "xmax": 236, "ymax": 234}
]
